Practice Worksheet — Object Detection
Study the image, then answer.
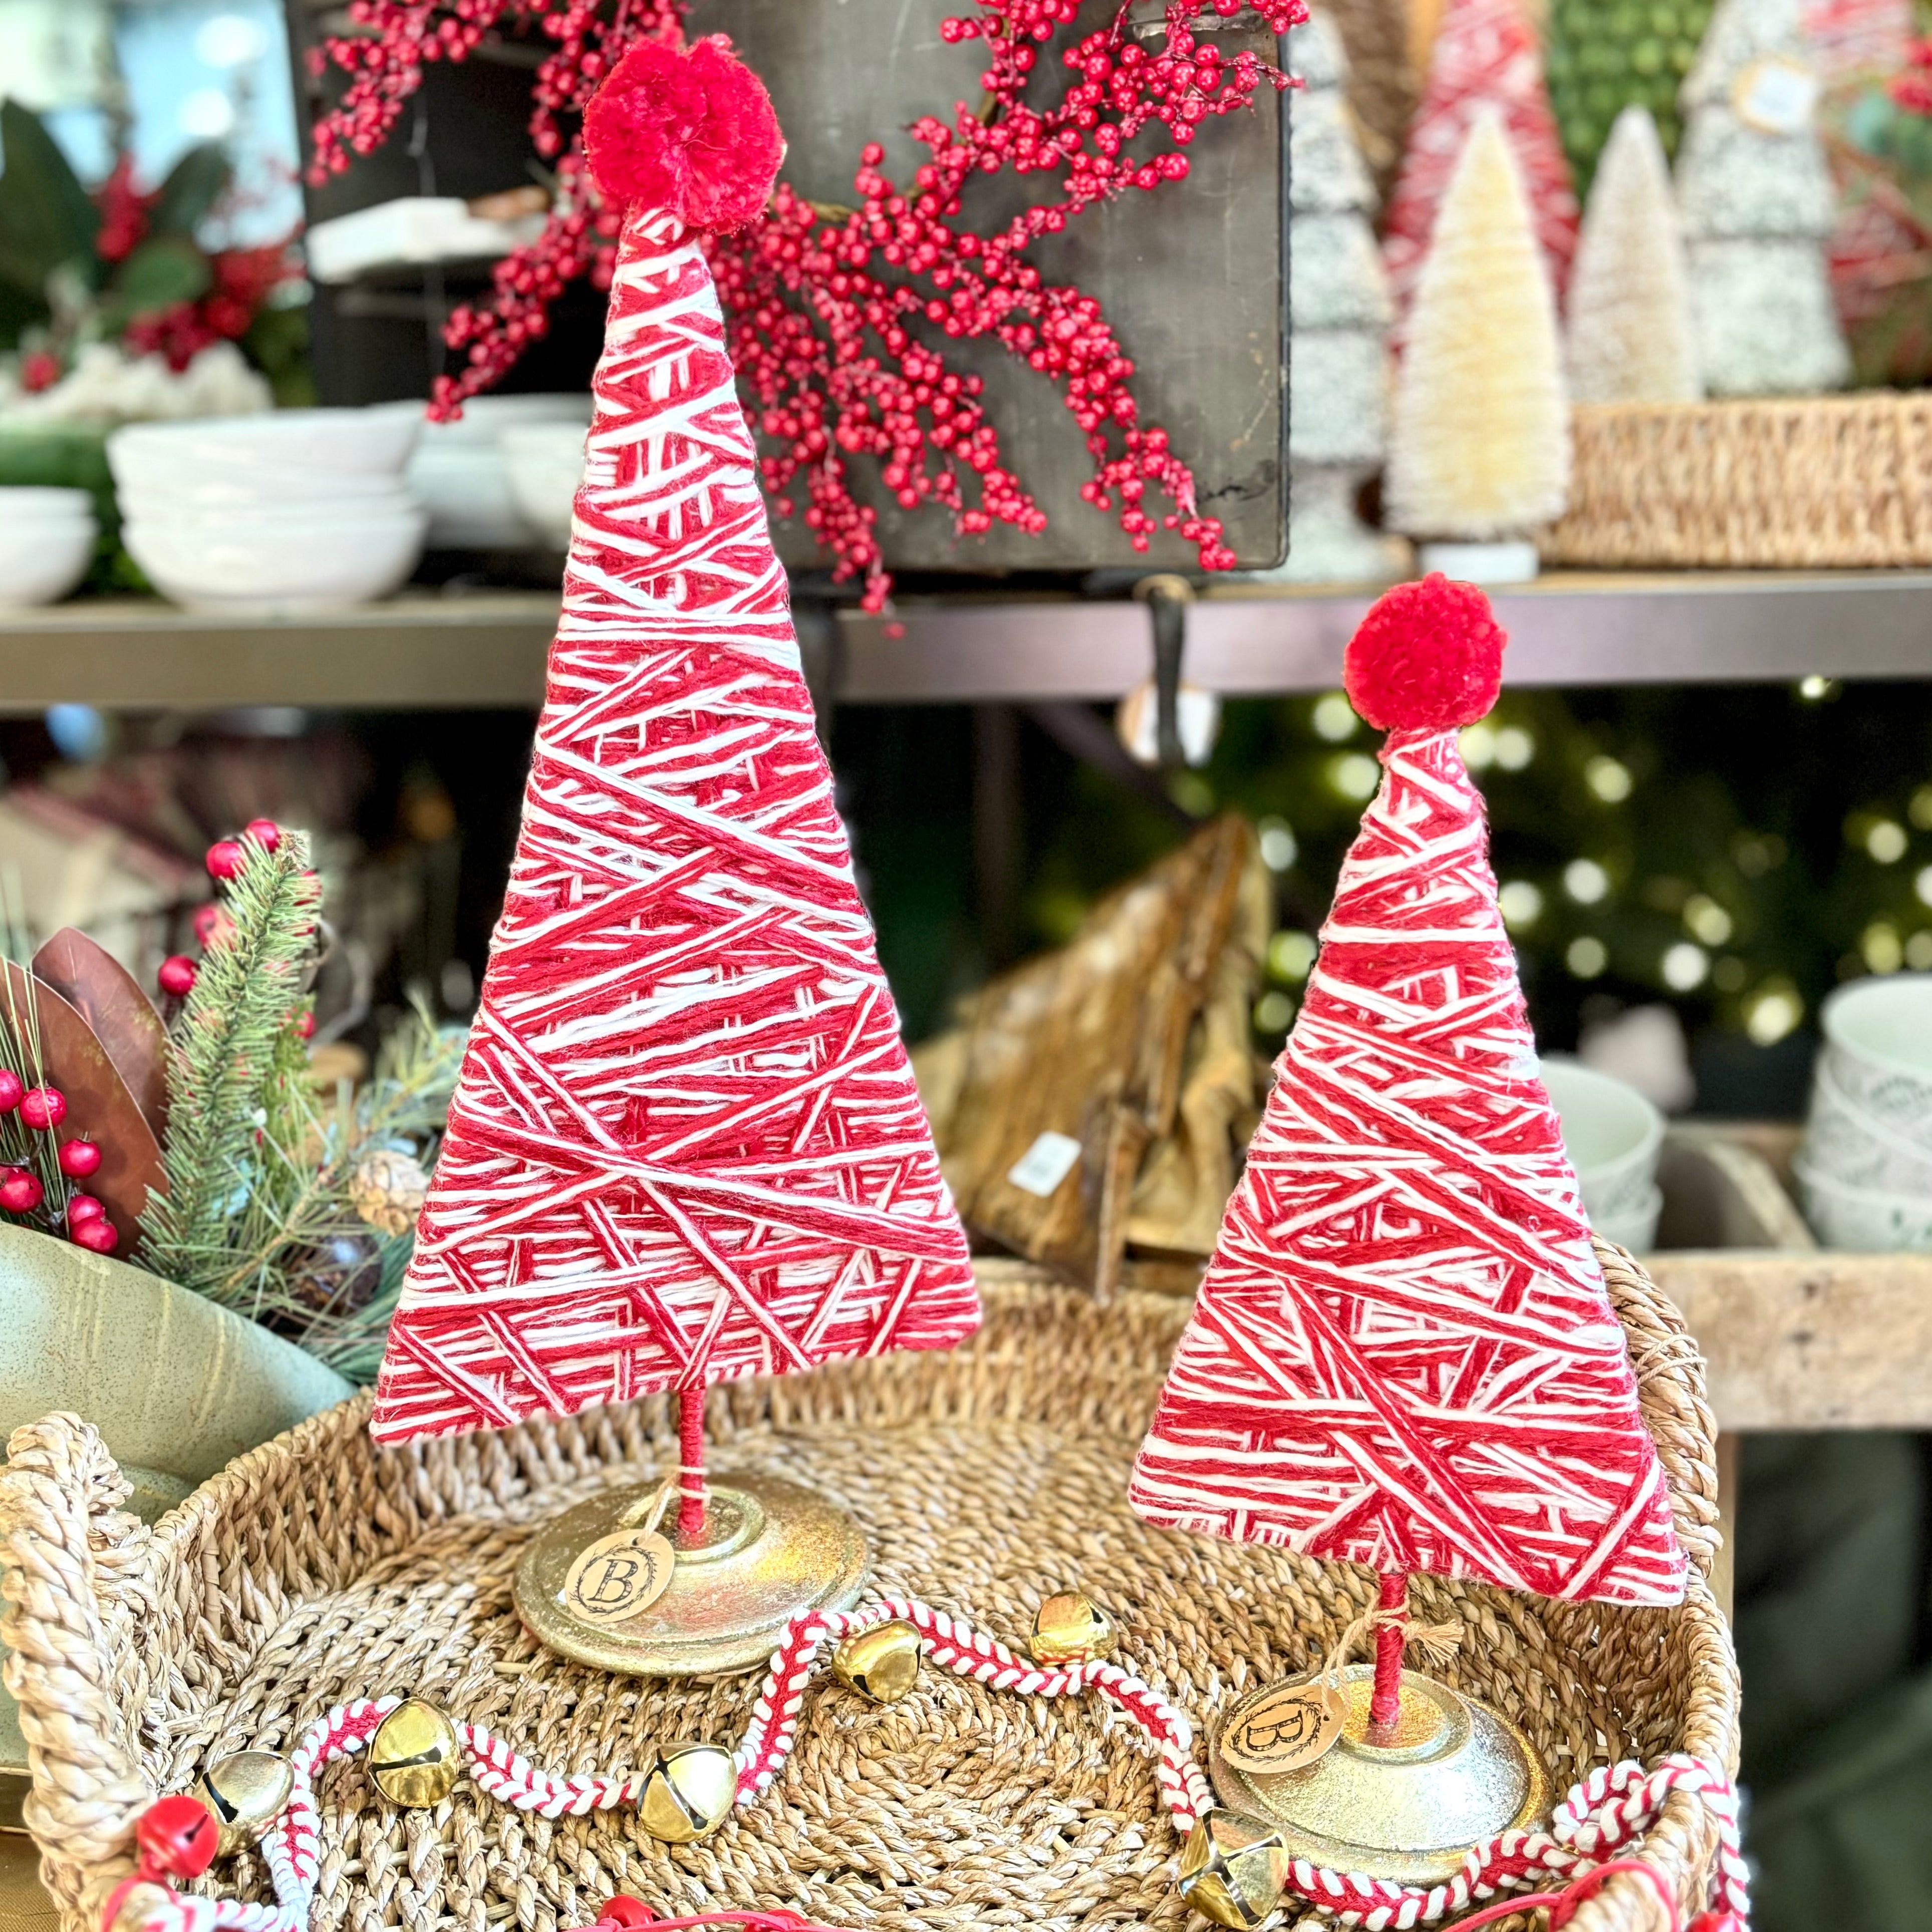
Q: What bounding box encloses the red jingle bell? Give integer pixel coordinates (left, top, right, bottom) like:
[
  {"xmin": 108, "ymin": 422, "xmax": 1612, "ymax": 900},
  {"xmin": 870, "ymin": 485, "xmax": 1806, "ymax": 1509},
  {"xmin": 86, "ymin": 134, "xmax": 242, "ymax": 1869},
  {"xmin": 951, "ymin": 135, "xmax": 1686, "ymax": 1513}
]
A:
[
  {"xmin": 134, "ymin": 1794, "xmax": 219, "ymax": 1880},
  {"xmin": 597, "ymin": 1898, "xmax": 655, "ymax": 1929}
]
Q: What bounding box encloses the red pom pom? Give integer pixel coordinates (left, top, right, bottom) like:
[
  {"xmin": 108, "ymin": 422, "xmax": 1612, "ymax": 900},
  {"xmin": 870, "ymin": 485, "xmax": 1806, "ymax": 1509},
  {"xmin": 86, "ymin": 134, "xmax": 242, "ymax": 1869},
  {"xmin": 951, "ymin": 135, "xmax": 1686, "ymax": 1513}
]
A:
[
  {"xmin": 72, "ymin": 1216, "xmax": 117, "ymax": 1254},
  {"xmin": 135, "ymin": 1796, "xmax": 218, "ymax": 1880},
  {"xmin": 583, "ymin": 35, "xmax": 784, "ymax": 231},
  {"xmin": 158, "ymin": 955, "xmax": 198, "ymax": 997},
  {"xmin": 58, "ymin": 1139, "xmax": 102, "ymax": 1179},
  {"xmin": 1342, "ymin": 574, "xmax": 1507, "ymax": 733},
  {"xmin": 206, "ymin": 840, "xmax": 245, "ymax": 880}
]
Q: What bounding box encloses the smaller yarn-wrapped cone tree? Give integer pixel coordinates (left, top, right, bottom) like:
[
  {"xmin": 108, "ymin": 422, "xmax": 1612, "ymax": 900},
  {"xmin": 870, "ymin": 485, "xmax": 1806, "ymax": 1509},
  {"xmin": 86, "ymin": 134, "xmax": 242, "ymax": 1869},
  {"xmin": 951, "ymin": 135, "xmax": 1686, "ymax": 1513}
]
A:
[
  {"xmin": 370, "ymin": 35, "xmax": 981, "ymax": 1676},
  {"xmin": 1270, "ymin": 12, "xmax": 1409, "ymax": 584},
  {"xmin": 1131, "ymin": 574, "xmax": 1687, "ymax": 1888},
  {"xmin": 1385, "ymin": 109, "xmax": 1570, "ymax": 579},
  {"xmin": 1674, "ymin": 0, "xmax": 1851, "ymax": 395},
  {"xmin": 1566, "ymin": 105, "xmax": 1702, "ymax": 404},
  {"xmin": 1382, "ymin": 0, "xmax": 1579, "ymax": 337}
]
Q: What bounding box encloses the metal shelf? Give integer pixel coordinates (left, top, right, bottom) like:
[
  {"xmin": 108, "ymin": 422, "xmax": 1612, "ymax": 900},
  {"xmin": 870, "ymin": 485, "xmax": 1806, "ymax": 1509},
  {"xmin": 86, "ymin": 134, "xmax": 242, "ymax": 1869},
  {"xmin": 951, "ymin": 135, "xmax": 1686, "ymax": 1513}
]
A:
[{"xmin": 3, "ymin": 572, "xmax": 1928, "ymax": 711}]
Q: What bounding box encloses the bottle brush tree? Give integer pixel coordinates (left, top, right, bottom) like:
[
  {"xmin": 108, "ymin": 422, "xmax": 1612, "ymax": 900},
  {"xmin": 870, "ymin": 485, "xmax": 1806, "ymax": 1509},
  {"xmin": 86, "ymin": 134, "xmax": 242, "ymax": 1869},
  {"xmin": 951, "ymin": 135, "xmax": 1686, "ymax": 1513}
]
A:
[
  {"xmin": 1567, "ymin": 105, "xmax": 1702, "ymax": 404},
  {"xmin": 1386, "ymin": 107, "xmax": 1571, "ymax": 553},
  {"xmin": 1273, "ymin": 11, "xmax": 1408, "ymax": 582},
  {"xmin": 1675, "ymin": 0, "xmax": 1851, "ymax": 394}
]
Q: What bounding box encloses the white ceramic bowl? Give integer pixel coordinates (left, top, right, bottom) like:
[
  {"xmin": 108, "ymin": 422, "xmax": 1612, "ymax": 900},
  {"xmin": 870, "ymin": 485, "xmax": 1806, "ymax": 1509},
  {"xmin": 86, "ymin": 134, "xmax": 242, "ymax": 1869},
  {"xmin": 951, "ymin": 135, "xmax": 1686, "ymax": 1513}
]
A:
[
  {"xmin": 407, "ymin": 447, "xmax": 531, "ymax": 549},
  {"xmin": 0, "ymin": 493, "xmax": 96, "ymax": 607},
  {"xmin": 502, "ymin": 422, "xmax": 587, "ymax": 546},
  {"xmin": 1539, "ymin": 1057, "xmax": 1667, "ymax": 1224},
  {"xmin": 1794, "ymin": 1157, "xmax": 1932, "ymax": 1253},
  {"xmin": 125, "ymin": 507, "xmax": 427, "ymax": 612},
  {"xmin": 109, "ymin": 408, "xmax": 420, "ymax": 488},
  {"xmin": 118, "ymin": 481, "xmax": 418, "ymax": 526},
  {"xmin": 107, "ymin": 448, "xmax": 419, "ymax": 503}
]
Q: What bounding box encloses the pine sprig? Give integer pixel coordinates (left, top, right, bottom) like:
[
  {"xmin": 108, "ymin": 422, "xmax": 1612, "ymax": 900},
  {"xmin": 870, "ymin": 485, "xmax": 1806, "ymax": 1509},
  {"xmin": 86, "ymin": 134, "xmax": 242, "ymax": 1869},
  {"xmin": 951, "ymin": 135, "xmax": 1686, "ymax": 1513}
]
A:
[{"xmin": 143, "ymin": 829, "xmax": 320, "ymax": 1298}]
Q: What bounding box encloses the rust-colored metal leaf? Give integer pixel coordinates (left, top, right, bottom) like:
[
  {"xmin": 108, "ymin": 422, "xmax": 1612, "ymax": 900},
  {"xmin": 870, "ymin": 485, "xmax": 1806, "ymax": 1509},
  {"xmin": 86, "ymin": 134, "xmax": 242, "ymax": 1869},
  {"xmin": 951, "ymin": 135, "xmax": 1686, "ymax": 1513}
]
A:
[
  {"xmin": 32, "ymin": 928, "xmax": 171, "ymax": 1140},
  {"xmin": 0, "ymin": 961, "xmax": 168, "ymax": 1257}
]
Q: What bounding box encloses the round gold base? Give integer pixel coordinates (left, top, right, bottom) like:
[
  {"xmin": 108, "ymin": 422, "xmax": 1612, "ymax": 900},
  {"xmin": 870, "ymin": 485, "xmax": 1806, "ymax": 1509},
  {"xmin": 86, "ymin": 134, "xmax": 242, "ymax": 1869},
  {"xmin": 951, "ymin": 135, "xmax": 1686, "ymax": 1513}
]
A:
[
  {"xmin": 514, "ymin": 1473, "xmax": 870, "ymax": 1677},
  {"xmin": 1209, "ymin": 1666, "xmax": 1551, "ymax": 1888}
]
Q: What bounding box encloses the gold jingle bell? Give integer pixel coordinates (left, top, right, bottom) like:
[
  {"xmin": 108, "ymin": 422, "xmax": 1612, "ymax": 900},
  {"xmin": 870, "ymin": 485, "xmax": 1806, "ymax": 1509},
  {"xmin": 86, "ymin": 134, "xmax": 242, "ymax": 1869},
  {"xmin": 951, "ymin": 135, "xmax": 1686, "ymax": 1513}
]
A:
[
  {"xmin": 369, "ymin": 1699, "xmax": 462, "ymax": 1808},
  {"xmin": 1027, "ymin": 1589, "xmax": 1116, "ymax": 1667},
  {"xmin": 1176, "ymin": 1808, "xmax": 1291, "ymax": 1931},
  {"xmin": 194, "ymin": 1750, "xmax": 294, "ymax": 1856},
  {"xmin": 636, "ymin": 1743, "xmax": 736, "ymax": 1844},
  {"xmin": 832, "ymin": 1619, "xmax": 922, "ymax": 1705}
]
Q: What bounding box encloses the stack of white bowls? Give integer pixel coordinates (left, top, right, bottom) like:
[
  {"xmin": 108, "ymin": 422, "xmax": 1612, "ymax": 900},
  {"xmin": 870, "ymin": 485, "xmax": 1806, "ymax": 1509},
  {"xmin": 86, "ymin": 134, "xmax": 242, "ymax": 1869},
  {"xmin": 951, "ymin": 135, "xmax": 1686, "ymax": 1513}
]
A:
[
  {"xmin": 501, "ymin": 420, "xmax": 591, "ymax": 547},
  {"xmin": 0, "ymin": 489, "xmax": 97, "ymax": 607},
  {"xmin": 1795, "ymin": 976, "xmax": 1932, "ymax": 1250},
  {"xmin": 109, "ymin": 410, "xmax": 427, "ymax": 612},
  {"xmin": 407, "ymin": 394, "xmax": 591, "ymax": 550},
  {"xmin": 1540, "ymin": 1057, "xmax": 1667, "ymax": 1253}
]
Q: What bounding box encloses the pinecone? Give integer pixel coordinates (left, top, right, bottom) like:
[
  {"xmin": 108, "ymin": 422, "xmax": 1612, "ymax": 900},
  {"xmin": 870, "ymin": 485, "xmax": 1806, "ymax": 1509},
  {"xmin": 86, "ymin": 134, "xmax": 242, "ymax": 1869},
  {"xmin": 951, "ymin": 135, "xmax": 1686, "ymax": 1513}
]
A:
[{"xmin": 350, "ymin": 1148, "xmax": 429, "ymax": 1238}]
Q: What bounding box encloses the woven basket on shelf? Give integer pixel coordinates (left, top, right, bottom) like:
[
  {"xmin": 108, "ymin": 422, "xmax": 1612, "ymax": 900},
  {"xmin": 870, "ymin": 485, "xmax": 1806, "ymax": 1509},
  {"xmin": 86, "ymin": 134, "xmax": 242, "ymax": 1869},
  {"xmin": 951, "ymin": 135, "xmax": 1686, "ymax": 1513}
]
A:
[
  {"xmin": 1544, "ymin": 392, "xmax": 1932, "ymax": 568},
  {"xmin": 0, "ymin": 1252, "xmax": 1735, "ymax": 1932}
]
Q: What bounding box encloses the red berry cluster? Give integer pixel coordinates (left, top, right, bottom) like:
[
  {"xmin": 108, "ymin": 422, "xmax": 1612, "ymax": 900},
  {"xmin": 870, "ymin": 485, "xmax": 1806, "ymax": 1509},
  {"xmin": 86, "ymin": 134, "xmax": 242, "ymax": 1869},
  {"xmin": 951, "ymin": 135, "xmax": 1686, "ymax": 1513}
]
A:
[
  {"xmin": 0, "ymin": 1070, "xmax": 114, "ymax": 1253},
  {"xmin": 1892, "ymin": 36, "xmax": 1932, "ymax": 116},
  {"xmin": 308, "ymin": 0, "xmax": 1303, "ymax": 610}
]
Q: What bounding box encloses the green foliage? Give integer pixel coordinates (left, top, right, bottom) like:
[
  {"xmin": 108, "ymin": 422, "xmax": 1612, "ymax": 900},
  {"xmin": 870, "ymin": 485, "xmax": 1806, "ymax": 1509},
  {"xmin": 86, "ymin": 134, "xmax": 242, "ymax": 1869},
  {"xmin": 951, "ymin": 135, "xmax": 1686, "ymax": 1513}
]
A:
[
  {"xmin": 241, "ymin": 302, "xmax": 318, "ymax": 409},
  {"xmin": 143, "ymin": 830, "xmax": 320, "ymax": 1298},
  {"xmin": 146, "ymin": 144, "xmax": 230, "ymax": 241},
  {"xmin": 0, "ymin": 99, "xmax": 101, "ymax": 316},
  {"xmin": 1545, "ymin": 0, "xmax": 1715, "ymax": 193},
  {"xmin": 97, "ymin": 238, "xmax": 211, "ymax": 336}
]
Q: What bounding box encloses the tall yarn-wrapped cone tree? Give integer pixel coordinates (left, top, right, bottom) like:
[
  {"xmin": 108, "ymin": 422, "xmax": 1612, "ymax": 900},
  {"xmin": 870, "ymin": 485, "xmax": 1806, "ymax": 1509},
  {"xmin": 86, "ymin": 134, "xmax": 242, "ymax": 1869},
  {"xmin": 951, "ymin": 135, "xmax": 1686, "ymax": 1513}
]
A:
[
  {"xmin": 371, "ymin": 35, "xmax": 980, "ymax": 1676},
  {"xmin": 1132, "ymin": 575, "xmax": 1686, "ymax": 1887}
]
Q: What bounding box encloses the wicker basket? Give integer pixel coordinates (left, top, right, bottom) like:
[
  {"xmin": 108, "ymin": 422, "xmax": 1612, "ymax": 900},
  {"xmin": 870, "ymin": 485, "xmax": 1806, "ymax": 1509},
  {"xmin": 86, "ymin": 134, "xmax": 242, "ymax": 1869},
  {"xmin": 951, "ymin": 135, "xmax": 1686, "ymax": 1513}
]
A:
[
  {"xmin": 0, "ymin": 1254, "xmax": 1735, "ymax": 1932},
  {"xmin": 1544, "ymin": 392, "xmax": 1932, "ymax": 569}
]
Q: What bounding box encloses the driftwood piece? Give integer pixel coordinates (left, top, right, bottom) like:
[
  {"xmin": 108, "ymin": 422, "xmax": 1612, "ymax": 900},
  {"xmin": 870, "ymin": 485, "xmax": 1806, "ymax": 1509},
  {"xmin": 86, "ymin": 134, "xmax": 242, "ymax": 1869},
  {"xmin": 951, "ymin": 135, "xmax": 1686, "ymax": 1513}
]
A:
[{"xmin": 926, "ymin": 816, "xmax": 1262, "ymax": 1300}]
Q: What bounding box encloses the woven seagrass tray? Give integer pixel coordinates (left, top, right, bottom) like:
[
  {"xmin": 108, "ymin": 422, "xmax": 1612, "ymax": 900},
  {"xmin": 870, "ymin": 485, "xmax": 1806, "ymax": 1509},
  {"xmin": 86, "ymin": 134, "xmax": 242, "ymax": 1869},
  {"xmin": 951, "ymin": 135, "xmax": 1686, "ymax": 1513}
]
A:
[
  {"xmin": 1544, "ymin": 392, "xmax": 1932, "ymax": 569},
  {"xmin": 0, "ymin": 1255, "xmax": 1735, "ymax": 1932}
]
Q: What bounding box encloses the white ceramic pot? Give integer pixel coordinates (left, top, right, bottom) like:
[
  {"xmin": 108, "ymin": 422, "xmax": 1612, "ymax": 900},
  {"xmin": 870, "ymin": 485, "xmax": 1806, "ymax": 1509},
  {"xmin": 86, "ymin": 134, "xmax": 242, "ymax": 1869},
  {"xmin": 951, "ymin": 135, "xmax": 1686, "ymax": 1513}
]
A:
[
  {"xmin": 125, "ymin": 506, "xmax": 428, "ymax": 612},
  {"xmin": 0, "ymin": 489, "xmax": 96, "ymax": 607},
  {"xmin": 108, "ymin": 407, "xmax": 420, "ymax": 487},
  {"xmin": 502, "ymin": 422, "xmax": 587, "ymax": 546},
  {"xmin": 1539, "ymin": 1057, "xmax": 1667, "ymax": 1226},
  {"xmin": 407, "ymin": 447, "xmax": 531, "ymax": 549},
  {"xmin": 1591, "ymin": 1185, "xmax": 1664, "ymax": 1256},
  {"xmin": 1794, "ymin": 1156, "xmax": 1932, "ymax": 1252},
  {"xmin": 1800, "ymin": 975, "xmax": 1932, "ymax": 1193}
]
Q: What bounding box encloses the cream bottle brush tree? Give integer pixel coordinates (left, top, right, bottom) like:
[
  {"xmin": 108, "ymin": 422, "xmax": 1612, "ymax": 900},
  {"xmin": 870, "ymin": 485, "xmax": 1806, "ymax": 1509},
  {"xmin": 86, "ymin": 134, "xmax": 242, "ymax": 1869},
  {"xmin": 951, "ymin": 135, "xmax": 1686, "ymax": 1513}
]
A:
[
  {"xmin": 1270, "ymin": 10, "xmax": 1408, "ymax": 584},
  {"xmin": 1385, "ymin": 106, "xmax": 1570, "ymax": 581},
  {"xmin": 1566, "ymin": 105, "xmax": 1701, "ymax": 405},
  {"xmin": 1674, "ymin": 0, "xmax": 1850, "ymax": 396}
]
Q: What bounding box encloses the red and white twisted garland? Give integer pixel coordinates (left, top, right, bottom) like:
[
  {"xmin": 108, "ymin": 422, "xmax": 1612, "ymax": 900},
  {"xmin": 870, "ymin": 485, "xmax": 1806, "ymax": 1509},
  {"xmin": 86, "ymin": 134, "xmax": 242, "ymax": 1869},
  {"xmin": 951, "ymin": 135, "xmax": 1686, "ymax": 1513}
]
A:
[{"xmin": 124, "ymin": 1596, "xmax": 1746, "ymax": 1932}]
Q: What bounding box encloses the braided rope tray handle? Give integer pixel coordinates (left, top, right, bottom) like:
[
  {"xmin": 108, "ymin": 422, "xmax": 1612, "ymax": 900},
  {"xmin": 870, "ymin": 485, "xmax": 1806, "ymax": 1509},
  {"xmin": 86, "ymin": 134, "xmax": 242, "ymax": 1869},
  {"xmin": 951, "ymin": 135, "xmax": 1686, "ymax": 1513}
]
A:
[{"xmin": 1, "ymin": 1251, "xmax": 1735, "ymax": 1932}]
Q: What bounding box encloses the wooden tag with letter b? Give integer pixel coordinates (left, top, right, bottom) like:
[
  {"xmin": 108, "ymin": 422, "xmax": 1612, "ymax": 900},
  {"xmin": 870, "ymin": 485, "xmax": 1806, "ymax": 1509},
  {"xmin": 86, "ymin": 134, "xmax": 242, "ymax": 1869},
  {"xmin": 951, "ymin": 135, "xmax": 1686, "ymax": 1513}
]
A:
[
  {"xmin": 562, "ymin": 1528, "xmax": 674, "ymax": 1624},
  {"xmin": 1217, "ymin": 1680, "xmax": 1346, "ymax": 1775}
]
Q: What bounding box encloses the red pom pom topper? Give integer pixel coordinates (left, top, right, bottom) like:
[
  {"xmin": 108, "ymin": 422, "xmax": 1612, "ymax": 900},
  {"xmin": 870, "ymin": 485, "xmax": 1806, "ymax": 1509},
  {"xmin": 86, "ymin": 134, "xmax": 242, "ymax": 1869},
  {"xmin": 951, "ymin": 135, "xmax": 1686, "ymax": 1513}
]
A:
[
  {"xmin": 1342, "ymin": 574, "xmax": 1507, "ymax": 734},
  {"xmin": 583, "ymin": 35, "xmax": 784, "ymax": 232}
]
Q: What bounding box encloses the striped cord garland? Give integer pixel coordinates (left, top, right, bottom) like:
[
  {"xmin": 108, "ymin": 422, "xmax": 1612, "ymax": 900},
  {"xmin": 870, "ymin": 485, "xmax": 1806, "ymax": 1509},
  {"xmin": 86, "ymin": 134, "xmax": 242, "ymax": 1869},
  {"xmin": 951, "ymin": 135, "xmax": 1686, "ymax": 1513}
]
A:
[{"xmin": 124, "ymin": 1596, "xmax": 1745, "ymax": 1932}]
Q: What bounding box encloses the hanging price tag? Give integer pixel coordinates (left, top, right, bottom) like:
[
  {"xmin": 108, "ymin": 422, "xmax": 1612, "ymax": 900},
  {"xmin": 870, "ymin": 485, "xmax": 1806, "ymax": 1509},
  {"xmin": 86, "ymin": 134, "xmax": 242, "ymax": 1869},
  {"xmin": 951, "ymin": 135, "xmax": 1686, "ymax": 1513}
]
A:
[
  {"xmin": 1731, "ymin": 56, "xmax": 1819, "ymax": 135},
  {"xmin": 562, "ymin": 1527, "xmax": 675, "ymax": 1624},
  {"xmin": 1217, "ymin": 1679, "xmax": 1347, "ymax": 1775}
]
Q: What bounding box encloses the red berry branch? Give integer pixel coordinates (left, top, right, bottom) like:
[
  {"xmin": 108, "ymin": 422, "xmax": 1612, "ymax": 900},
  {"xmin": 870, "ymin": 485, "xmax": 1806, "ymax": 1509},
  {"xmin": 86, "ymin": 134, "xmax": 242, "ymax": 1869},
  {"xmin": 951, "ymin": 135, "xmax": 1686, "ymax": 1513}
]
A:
[{"xmin": 308, "ymin": 0, "xmax": 1303, "ymax": 608}]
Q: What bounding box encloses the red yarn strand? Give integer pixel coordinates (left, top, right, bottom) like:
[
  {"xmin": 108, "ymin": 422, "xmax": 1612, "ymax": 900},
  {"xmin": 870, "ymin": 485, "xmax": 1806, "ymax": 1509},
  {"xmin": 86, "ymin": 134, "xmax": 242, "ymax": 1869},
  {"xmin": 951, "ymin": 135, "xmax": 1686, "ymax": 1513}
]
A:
[
  {"xmin": 678, "ymin": 1385, "xmax": 707, "ymax": 1542},
  {"xmin": 1369, "ymin": 1569, "xmax": 1407, "ymax": 1739}
]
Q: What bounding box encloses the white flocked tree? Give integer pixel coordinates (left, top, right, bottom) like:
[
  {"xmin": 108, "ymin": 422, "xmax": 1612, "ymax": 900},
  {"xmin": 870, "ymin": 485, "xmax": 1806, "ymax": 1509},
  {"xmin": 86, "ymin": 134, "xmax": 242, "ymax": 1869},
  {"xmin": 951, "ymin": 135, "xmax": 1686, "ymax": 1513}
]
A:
[
  {"xmin": 1567, "ymin": 106, "xmax": 1701, "ymax": 406},
  {"xmin": 1675, "ymin": 0, "xmax": 1850, "ymax": 396},
  {"xmin": 1385, "ymin": 106, "xmax": 1570, "ymax": 582},
  {"xmin": 1271, "ymin": 10, "xmax": 1409, "ymax": 583}
]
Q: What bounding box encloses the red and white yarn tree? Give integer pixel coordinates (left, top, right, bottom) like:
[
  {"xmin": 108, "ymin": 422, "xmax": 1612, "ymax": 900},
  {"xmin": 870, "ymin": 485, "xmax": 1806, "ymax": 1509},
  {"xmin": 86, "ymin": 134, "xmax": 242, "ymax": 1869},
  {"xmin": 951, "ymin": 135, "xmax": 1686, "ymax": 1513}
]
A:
[
  {"xmin": 1382, "ymin": 0, "xmax": 1579, "ymax": 338},
  {"xmin": 369, "ymin": 38, "xmax": 981, "ymax": 1536},
  {"xmin": 1129, "ymin": 575, "xmax": 1685, "ymax": 1734}
]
